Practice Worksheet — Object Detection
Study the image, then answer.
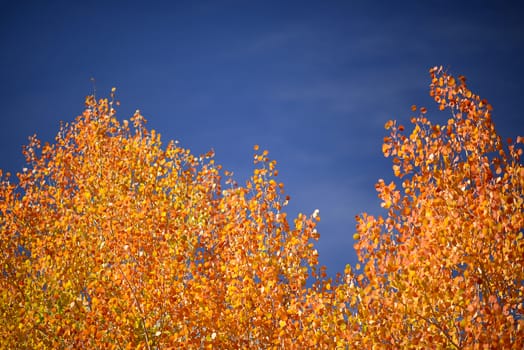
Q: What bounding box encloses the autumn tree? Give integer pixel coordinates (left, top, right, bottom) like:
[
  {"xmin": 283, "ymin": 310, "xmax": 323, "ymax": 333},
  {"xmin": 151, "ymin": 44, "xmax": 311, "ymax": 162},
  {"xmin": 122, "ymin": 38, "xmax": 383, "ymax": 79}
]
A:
[
  {"xmin": 339, "ymin": 67, "xmax": 523, "ymax": 348},
  {"xmin": 1, "ymin": 68, "xmax": 522, "ymax": 349},
  {"xmin": 0, "ymin": 93, "xmax": 343, "ymax": 349}
]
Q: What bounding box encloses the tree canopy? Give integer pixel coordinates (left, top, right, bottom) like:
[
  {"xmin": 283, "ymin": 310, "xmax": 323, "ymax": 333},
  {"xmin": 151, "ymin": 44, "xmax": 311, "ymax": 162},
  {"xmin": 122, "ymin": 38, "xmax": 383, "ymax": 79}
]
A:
[
  {"xmin": 346, "ymin": 66, "xmax": 523, "ymax": 347},
  {"xmin": 1, "ymin": 68, "xmax": 522, "ymax": 348}
]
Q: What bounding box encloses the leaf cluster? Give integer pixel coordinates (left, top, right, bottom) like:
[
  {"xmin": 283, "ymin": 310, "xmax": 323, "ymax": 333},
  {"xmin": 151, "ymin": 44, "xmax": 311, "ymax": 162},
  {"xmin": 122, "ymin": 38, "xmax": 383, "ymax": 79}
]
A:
[{"xmin": 1, "ymin": 68, "xmax": 522, "ymax": 348}]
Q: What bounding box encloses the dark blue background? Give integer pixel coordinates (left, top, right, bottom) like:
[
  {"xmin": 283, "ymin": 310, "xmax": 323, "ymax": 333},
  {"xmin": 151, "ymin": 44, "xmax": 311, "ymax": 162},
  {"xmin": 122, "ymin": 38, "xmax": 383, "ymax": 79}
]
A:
[{"xmin": 1, "ymin": 0, "xmax": 523, "ymax": 276}]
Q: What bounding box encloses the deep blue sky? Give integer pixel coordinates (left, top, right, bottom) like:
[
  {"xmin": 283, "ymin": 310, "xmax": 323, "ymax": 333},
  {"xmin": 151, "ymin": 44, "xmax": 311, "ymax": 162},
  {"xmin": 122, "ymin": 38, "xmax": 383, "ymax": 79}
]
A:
[{"xmin": 1, "ymin": 1, "xmax": 523, "ymax": 276}]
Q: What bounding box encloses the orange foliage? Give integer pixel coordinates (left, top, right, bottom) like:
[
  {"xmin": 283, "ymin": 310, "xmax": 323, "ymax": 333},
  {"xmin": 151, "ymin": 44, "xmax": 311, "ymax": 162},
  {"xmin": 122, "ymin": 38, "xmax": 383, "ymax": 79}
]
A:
[
  {"xmin": 1, "ymin": 68, "xmax": 522, "ymax": 348},
  {"xmin": 0, "ymin": 94, "xmax": 338, "ymax": 348},
  {"xmin": 346, "ymin": 67, "xmax": 523, "ymax": 348}
]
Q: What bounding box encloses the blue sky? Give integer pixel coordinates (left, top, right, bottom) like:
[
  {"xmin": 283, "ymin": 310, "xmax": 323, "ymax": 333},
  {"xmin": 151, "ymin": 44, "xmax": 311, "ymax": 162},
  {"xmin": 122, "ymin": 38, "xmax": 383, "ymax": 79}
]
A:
[{"xmin": 1, "ymin": 0, "xmax": 523, "ymax": 276}]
